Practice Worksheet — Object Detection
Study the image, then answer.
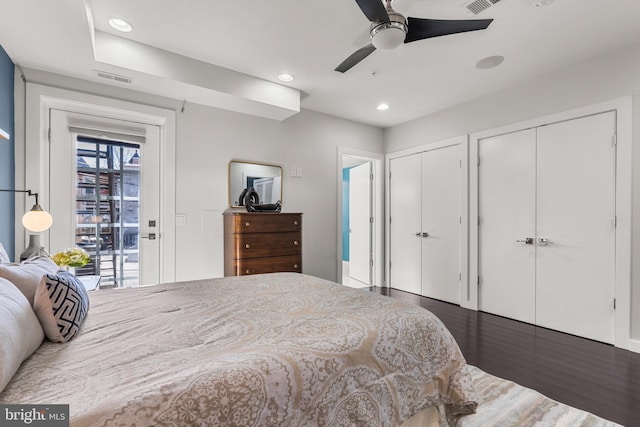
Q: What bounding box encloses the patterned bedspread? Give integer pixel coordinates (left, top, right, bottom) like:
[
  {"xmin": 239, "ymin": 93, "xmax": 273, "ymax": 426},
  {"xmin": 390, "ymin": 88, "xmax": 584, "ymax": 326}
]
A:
[{"xmin": 0, "ymin": 273, "xmax": 477, "ymax": 426}]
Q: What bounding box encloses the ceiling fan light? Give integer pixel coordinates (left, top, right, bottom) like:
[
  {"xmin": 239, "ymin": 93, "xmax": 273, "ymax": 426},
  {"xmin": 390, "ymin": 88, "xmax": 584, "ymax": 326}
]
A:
[{"xmin": 371, "ymin": 26, "xmax": 406, "ymax": 50}]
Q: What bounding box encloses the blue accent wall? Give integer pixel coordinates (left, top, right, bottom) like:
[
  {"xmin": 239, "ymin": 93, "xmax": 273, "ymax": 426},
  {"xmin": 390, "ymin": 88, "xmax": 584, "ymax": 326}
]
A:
[
  {"xmin": 0, "ymin": 45, "xmax": 15, "ymax": 258},
  {"xmin": 342, "ymin": 167, "xmax": 351, "ymax": 261}
]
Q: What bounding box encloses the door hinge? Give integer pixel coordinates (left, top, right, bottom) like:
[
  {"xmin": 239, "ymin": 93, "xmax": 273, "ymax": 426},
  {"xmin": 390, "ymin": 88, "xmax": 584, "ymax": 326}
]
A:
[
  {"xmin": 459, "ymin": 216, "xmax": 462, "ymax": 224},
  {"xmin": 613, "ymin": 298, "xmax": 616, "ymax": 309},
  {"xmin": 459, "ymin": 160, "xmax": 462, "ymax": 168},
  {"xmin": 477, "ymin": 276, "xmax": 481, "ymax": 286},
  {"xmin": 389, "ymin": 172, "xmax": 392, "ymax": 180},
  {"xmin": 613, "ymin": 216, "xmax": 617, "ymax": 228},
  {"xmin": 370, "ymin": 259, "xmax": 374, "ymax": 267},
  {"xmin": 47, "ymin": 128, "xmax": 51, "ymax": 143},
  {"xmin": 370, "ymin": 173, "xmax": 374, "ymax": 180},
  {"xmin": 477, "ymin": 157, "xmax": 480, "ymax": 166},
  {"xmin": 459, "ymin": 273, "xmax": 462, "ymax": 281},
  {"xmin": 612, "ymin": 134, "xmax": 617, "ymax": 146},
  {"xmin": 369, "ymin": 217, "xmax": 374, "ymax": 224}
]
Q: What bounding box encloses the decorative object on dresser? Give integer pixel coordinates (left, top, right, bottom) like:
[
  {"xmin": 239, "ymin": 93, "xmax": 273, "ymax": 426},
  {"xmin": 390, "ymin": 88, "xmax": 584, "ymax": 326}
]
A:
[{"xmin": 223, "ymin": 211, "xmax": 302, "ymax": 276}]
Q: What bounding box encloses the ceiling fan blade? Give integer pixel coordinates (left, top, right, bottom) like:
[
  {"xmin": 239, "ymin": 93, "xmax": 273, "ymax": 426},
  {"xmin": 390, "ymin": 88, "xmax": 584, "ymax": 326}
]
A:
[
  {"xmin": 335, "ymin": 44, "xmax": 377, "ymax": 73},
  {"xmin": 405, "ymin": 17, "xmax": 493, "ymax": 43},
  {"xmin": 355, "ymin": 0, "xmax": 390, "ymax": 23}
]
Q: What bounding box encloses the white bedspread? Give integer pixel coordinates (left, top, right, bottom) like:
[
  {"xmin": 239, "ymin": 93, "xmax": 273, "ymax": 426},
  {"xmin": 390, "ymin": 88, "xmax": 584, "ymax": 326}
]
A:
[{"xmin": 0, "ymin": 273, "xmax": 476, "ymax": 426}]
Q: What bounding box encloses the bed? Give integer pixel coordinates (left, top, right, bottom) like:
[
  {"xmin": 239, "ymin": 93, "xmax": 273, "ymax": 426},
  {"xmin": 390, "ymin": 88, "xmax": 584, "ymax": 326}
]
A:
[{"xmin": 0, "ymin": 272, "xmax": 477, "ymax": 426}]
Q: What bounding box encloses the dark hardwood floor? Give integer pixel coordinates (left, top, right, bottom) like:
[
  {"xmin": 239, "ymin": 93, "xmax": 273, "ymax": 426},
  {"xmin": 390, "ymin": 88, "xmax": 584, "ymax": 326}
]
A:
[{"xmin": 373, "ymin": 287, "xmax": 640, "ymax": 427}]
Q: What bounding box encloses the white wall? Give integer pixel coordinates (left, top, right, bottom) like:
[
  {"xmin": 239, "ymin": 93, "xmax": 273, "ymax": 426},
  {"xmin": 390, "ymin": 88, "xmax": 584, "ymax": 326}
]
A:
[
  {"xmin": 17, "ymin": 68, "xmax": 383, "ymax": 283},
  {"xmin": 384, "ymin": 42, "xmax": 640, "ymax": 343},
  {"xmin": 175, "ymin": 104, "xmax": 383, "ymax": 281}
]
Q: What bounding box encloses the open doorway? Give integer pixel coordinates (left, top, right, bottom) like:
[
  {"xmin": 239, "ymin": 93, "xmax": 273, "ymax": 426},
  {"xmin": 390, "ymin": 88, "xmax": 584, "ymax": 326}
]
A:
[
  {"xmin": 342, "ymin": 157, "xmax": 371, "ymax": 288},
  {"xmin": 338, "ymin": 149, "xmax": 384, "ymax": 288}
]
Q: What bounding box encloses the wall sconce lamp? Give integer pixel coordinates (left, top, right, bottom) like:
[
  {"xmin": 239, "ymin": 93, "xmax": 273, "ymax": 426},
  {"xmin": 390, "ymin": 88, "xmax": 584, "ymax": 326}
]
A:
[{"xmin": 0, "ymin": 189, "xmax": 54, "ymax": 260}]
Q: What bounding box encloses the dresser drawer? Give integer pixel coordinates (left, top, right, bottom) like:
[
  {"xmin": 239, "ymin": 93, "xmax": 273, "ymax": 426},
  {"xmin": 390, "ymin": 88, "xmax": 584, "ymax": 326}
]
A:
[
  {"xmin": 232, "ymin": 232, "xmax": 301, "ymax": 259},
  {"xmin": 234, "ymin": 255, "xmax": 302, "ymax": 276},
  {"xmin": 230, "ymin": 213, "xmax": 302, "ymax": 233}
]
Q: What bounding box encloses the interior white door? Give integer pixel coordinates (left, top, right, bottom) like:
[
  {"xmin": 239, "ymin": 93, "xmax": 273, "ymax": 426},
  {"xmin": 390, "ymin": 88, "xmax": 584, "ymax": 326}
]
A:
[
  {"xmin": 48, "ymin": 109, "xmax": 161, "ymax": 287},
  {"xmin": 420, "ymin": 145, "xmax": 460, "ymax": 304},
  {"xmin": 389, "ymin": 154, "xmax": 421, "ymax": 294},
  {"xmin": 348, "ymin": 162, "xmax": 371, "ymax": 285},
  {"xmin": 535, "ymin": 112, "xmax": 616, "ymax": 343},
  {"xmin": 478, "ymin": 128, "xmax": 537, "ymax": 324}
]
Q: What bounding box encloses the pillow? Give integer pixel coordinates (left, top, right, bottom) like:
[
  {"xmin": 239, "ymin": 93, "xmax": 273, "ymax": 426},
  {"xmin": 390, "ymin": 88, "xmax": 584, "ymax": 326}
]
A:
[
  {"xmin": 0, "ymin": 242, "xmax": 10, "ymax": 263},
  {"xmin": 0, "ymin": 277, "xmax": 45, "ymax": 393},
  {"xmin": 33, "ymin": 270, "xmax": 90, "ymax": 343},
  {"xmin": 0, "ymin": 255, "xmax": 59, "ymax": 306}
]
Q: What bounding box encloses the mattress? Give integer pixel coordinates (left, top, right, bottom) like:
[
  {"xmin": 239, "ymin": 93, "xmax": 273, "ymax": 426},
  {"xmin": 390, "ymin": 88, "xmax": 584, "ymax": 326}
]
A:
[{"xmin": 0, "ymin": 272, "xmax": 476, "ymax": 426}]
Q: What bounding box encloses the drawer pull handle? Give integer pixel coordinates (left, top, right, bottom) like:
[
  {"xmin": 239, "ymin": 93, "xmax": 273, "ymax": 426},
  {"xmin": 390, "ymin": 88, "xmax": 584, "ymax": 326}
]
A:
[
  {"xmin": 294, "ymin": 264, "xmax": 298, "ymax": 269},
  {"xmin": 245, "ymin": 221, "xmax": 251, "ymax": 227},
  {"xmin": 245, "ymin": 269, "xmax": 251, "ymax": 274},
  {"xmin": 293, "ymin": 240, "xmax": 298, "ymax": 246},
  {"xmin": 245, "ymin": 243, "xmax": 251, "ymax": 249},
  {"xmin": 293, "ymin": 220, "xmax": 299, "ymax": 226}
]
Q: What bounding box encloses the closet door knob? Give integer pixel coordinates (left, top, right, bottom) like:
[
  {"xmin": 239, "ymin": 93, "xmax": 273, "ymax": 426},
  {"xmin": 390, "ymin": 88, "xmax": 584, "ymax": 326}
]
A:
[{"xmin": 538, "ymin": 237, "xmax": 553, "ymax": 246}]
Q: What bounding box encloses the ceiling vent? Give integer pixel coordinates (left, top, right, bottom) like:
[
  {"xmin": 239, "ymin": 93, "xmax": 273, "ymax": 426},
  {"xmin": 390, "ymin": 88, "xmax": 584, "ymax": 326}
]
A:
[
  {"xmin": 463, "ymin": 0, "xmax": 501, "ymax": 15},
  {"xmin": 93, "ymin": 70, "xmax": 133, "ymax": 84}
]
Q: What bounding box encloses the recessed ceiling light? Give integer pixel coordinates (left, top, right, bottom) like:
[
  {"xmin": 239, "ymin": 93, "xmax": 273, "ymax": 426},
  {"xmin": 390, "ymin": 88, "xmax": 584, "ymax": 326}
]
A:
[
  {"xmin": 377, "ymin": 103, "xmax": 390, "ymax": 111},
  {"xmin": 278, "ymin": 73, "xmax": 294, "ymax": 82},
  {"xmin": 476, "ymin": 55, "xmax": 504, "ymax": 70},
  {"xmin": 109, "ymin": 18, "xmax": 133, "ymax": 33}
]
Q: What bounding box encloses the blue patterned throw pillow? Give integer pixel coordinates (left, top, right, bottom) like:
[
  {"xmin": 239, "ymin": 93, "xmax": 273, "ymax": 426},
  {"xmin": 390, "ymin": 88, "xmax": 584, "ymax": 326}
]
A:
[{"xmin": 33, "ymin": 270, "xmax": 90, "ymax": 342}]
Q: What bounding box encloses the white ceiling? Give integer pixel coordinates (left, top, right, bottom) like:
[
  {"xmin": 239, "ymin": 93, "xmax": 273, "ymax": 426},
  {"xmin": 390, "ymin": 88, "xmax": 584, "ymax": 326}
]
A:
[{"xmin": 1, "ymin": 0, "xmax": 640, "ymax": 128}]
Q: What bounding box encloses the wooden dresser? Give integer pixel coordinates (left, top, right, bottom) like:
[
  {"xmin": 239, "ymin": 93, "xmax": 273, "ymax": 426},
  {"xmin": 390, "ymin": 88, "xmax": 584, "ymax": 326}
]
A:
[{"xmin": 223, "ymin": 211, "xmax": 302, "ymax": 276}]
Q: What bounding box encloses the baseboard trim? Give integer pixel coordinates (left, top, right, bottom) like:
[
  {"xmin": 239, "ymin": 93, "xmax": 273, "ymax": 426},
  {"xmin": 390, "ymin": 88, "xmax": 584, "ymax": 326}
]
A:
[{"xmin": 629, "ymin": 339, "xmax": 640, "ymax": 354}]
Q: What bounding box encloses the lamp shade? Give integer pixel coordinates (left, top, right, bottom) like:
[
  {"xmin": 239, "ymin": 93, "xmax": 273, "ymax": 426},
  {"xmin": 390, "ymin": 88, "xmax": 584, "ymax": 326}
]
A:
[{"xmin": 22, "ymin": 205, "xmax": 54, "ymax": 232}]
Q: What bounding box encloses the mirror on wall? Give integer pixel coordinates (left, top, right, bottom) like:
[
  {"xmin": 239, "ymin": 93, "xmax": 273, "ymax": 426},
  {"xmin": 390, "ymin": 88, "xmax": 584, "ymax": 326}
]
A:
[{"xmin": 228, "ymin": 161, "xmax": 283, "ymax": 207}]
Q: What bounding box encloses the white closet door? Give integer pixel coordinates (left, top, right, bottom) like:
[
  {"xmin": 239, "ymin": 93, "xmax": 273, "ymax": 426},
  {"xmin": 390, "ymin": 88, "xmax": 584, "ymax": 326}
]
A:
[
  {"xmin": 478, "ymin": 129, "xmax": 537, "ymax": 324},
  {"xmin": 421, "ymin": 145, "xmax": 460, "ymax": 304},
  {"xmin": 349, "ymin": 162, "xmax": 372, "ymax": 285},
  {"xmin": 535, "ymin": 112, "xmax": 616, "ymax": 344},
  {"xmin": 389, "ymin": 154, "xmax": 421, "ymax": 294}
]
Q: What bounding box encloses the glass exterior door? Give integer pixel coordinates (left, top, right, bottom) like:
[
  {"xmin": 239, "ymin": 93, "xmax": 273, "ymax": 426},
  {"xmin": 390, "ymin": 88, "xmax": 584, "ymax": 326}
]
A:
[{"xmin": 75, "ymin": 137, "xmax": 140, "ymax": 287}]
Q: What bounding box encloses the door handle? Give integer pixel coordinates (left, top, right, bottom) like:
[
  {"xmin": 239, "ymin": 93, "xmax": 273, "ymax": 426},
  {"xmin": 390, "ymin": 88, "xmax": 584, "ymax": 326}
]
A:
[
  {"xmin": 415, "ymin": 232, "xmax": 429, "ymax": 238},
  {"xmin": 538, "ymin": 237, "xmax": 552, "ymax": 246},
  {"xmin": 141, "ymin": 233, "xmax": 157, "ymax": 240},
  {"xmin": 516, "ymin": 237, "xmax": 534, "ymax": 244}
]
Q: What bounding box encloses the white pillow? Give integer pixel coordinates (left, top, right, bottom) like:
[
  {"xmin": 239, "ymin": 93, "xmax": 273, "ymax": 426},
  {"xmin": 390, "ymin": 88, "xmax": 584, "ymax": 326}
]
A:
[
  {"xmin": 34, "ymin": 271, "xmax": 90, "ymax": 343},
  {"xmin": 0, "ymin": 255, "xmax": 59, "ymax": 307},
  {"xmin": 0, "ymin": 242, "xmax": 10, "ymax": 263},
  {"xmin": 0, "ymin": 277, "xmax": 45, "ymax": 393}
]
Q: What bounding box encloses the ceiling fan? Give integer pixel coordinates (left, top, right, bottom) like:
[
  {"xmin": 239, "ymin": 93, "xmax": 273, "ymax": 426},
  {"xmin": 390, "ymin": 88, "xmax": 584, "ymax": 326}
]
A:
[{"xmin": 335, "ymin": 0, "xmax": 494, "ymax": 73}]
